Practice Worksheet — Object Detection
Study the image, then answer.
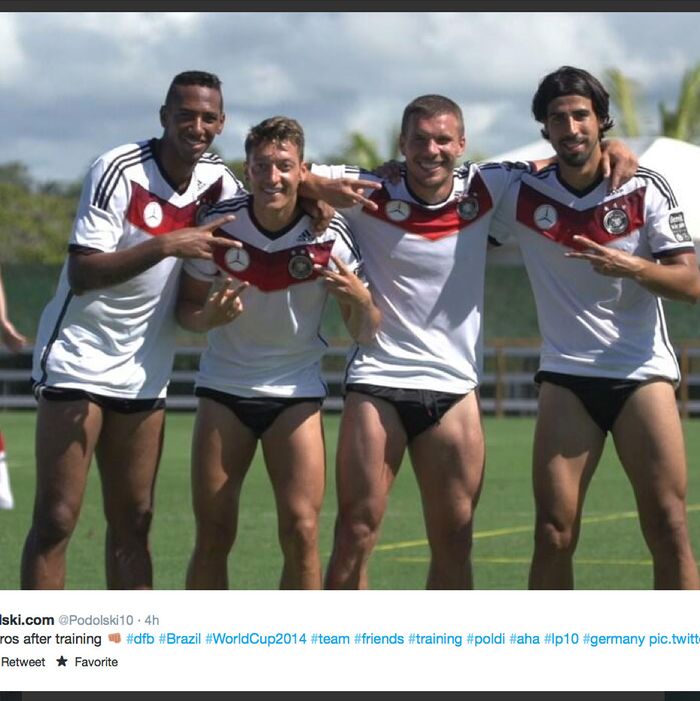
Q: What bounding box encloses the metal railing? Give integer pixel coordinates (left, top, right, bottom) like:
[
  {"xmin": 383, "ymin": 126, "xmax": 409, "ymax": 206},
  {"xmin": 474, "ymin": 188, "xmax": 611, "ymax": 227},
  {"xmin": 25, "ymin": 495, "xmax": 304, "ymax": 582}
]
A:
[{"xmin": 4, "ymin": 341, "xmax": 700, "ymax": 416}]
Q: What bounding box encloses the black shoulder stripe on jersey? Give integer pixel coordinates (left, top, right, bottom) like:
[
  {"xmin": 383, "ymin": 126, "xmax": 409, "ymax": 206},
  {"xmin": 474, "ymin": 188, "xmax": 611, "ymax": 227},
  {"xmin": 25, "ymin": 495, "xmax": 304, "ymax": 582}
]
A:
[
  {"xmin": 223, "ymin": 167, "xmax": 244, "ymax": 190},
  {"xmin": 344, "ymin": 165, "xmax": 362, "ymax": 176},
  {"xmin": 328, "ymin": 217, "xmax": 361, "ymax": 260},
  {"xmin": 455, "ymin": 164, "xmax": 472, "ymax": 180},
  {"xmin": 93, "ymin": 143, "xmax": 153, "ymax": 211},
  {"xmin": 532, "ymin": 164, "xmax": 557, "ymax": 179},
  {"xmin": 200, "ymin": 153, "xmax": 244, "ymax": 191},
  {"xmin": 478, "ymin": 160, "xmax": 530, "ymax": 172},
  {"xmin": 636, "ymin": 166, "xmax": 677, "ymax": 208},
  {"xmin": 37, "ymin": 291, "xmax": 75, "ymax": 385},
  {"xmin": 206, "ymin": 195, "xmax": 250, "ymax": 217}
]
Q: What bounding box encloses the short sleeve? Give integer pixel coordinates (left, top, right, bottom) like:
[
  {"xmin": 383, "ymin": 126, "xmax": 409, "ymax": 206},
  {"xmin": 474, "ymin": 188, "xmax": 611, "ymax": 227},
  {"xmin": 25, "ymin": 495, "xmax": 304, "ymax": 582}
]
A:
[
  {"xmin": 70, "ymin": 156, "xmax": 126, "ymax": 253},
  {"xmin": 644, "ymin": 176, "xmax": 696, "ymax": 259}
]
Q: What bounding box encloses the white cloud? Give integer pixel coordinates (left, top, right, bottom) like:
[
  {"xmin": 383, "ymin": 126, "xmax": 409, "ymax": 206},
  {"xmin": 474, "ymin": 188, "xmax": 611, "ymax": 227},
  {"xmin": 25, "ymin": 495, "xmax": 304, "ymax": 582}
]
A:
[
  {"xmin": 0, "ymin": 14, "xmax": 25, "ymax": 84},
  {"xmin": 4, "ymin": 11, "xmax": 700, "ymax": 182}
]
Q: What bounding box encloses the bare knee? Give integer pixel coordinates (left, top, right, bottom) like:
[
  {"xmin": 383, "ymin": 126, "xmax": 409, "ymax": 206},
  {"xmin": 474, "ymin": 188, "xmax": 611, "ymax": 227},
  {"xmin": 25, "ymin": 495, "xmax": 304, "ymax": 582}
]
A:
[
  {"xmin": 428, "ymin": 507, "xmax": 475, "ymax": 562},
  {"xmin": 107, "ymin": 503, "xmax": 154, "ymax": 544},
  {"xmin": 334, "ymin": 504, "xmax": 384, "ymax": 556},
  {"xmin": 194, "ymin": 515, "xmax": 237, "ymax": 557},
  {"xmin": 279, "ymin": 513, "xmax": 319, "ymax": 556},
  {"xmin": 534, "ymin": 519, "xmax": 577, "ymax": 556},
  {"xmin": 642, "ymin": 503, "xmax": 692, "ymax": 556},
  {"xmin": 31, "ymin": 501, "xmax": 81, "ymax": 550}
]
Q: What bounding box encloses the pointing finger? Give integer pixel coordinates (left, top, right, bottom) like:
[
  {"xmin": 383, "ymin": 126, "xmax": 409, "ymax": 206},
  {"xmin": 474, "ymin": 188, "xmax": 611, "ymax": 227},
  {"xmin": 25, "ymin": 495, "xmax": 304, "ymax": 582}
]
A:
[
  {"xmin": 355, "ymin": 179, "xmax": 382, "ymax": 192},
  {"xmin": 329, "ymin": 254, "xmax": 351, "ymax": 274},
  {"xmin": 210, "ymin": 230, "xmax": 242, "ymax": 248},
  {"xmin": 203, "ymin": 214, "xmax": 235, "ymax": 231}
]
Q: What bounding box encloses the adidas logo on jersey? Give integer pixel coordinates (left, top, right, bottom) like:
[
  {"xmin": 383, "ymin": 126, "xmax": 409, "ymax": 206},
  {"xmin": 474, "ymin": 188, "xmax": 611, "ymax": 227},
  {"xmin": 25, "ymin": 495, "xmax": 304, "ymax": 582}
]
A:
[{"xmin": 296, "ymin": 229, "xmax": 316, "ymax": 243}]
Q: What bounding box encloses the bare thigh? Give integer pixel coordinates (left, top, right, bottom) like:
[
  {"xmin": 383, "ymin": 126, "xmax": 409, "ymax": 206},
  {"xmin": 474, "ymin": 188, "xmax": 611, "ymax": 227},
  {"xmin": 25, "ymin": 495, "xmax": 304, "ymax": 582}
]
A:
[
  {"xmin": 335, "ymin": 391, "xmax": 407, "ymax": 528},
  {"xmin": 532, "ymin": 382, "xmax": 606, "ymax": 536},
  {"xmin": 95, "ymin": 408, "xmax": 166, "ymax": 527},
  {"xmin": 409, "ymin": 391, "xmax": 485, "ymax": 532},
  {"xmin": 612, "ymin": 380, "xmax": 698, "ymax": 589},
  {"xmin": 191, "ymin": 397, "xmax": 258, "ymax": 533},
  {"xmin": 261, "ymin": 402, "xmax": 326, "ymax": 529},
  {"xmin": 33, "ymin": 397, "xmax": 103, "ymax": 534}
]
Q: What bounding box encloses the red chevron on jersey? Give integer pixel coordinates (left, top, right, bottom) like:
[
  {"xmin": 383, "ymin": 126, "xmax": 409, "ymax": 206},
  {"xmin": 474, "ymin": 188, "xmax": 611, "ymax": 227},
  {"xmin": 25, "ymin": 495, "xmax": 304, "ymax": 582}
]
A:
[
  {"xmin": 126, "ymin": 178, "xmax": 224, "ymax": 235},
  {"xmin": 362, "ymin": 172, "xmax": 493, "ymax": 241},
  {"xmin": 516, "ymin": 182, "xmax": 646, "ymax": 250},
  {"xmin": 212, "ymin": 236, "xmax": 335, "ymax": 292}
]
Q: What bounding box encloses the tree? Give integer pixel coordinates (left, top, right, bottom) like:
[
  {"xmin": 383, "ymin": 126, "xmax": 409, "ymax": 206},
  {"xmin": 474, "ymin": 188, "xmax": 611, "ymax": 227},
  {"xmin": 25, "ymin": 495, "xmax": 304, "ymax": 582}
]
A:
[
  {"xmin": 0, "ymin": 162, "xmax": 80, "ymax": 264},
  {"xmin": 606, "ymin": 63, "xmax": 700, "ymax": 144},
  {"xmin": 323, "ymin": 128, "xmax": 402, "ymax": 170},
  {"xmin": 604, "ymin": 68, "xmax": 641, "ymax": 138},
  {"xmin": 659, "ymin": 64, "xmax": 700, "ymax": 142}
]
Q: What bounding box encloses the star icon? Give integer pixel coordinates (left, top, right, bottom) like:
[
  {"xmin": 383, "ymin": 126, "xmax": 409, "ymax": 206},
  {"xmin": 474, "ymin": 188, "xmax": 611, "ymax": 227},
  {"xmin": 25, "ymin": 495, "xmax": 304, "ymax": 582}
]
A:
[{"xmin": 57, "ymin": 655, "xmax": 67, "ymax": 667}]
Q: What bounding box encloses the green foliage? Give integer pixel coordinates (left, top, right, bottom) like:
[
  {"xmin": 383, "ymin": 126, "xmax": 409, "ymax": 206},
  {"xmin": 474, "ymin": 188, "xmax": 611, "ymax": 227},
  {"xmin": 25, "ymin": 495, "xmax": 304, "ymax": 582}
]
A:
[
  {"xmin": 223, "ymin": 158, "xmax": 246, "ymax": 184},
  {"xmin": 604, "ymin": 68, "xmax": 641, "ymax": 138},
  {"xmin": 607, "ymin": 62, "xmax": 700, "ymax": 144},
  {"xmin": 323, "ymin": 127, "xmax": 402, "ymax": 170},
  {"xmin": 659, "ymin": 64, "xmax": 700, "ymax": 143},
  {"xmin": 0, "ymin": 162, "xmax": 79, "ymax": 264}
]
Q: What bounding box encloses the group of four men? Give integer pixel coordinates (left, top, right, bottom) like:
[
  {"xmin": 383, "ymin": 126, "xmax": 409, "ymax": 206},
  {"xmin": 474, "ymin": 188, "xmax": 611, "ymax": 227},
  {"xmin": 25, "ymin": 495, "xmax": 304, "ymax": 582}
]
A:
[{"xmin": 21, "ymin": 66, "xmax": 699, "ymax": 590}]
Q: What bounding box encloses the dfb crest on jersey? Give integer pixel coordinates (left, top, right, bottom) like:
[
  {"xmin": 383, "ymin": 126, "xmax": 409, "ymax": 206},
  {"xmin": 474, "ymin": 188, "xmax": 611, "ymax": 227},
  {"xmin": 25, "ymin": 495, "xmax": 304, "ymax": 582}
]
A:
[
  {"xmin": 143, "ymin": 201, "xmax": 163, "ymax": 229},
  {"xmin": 225, "ymin": 247, "xmax": 250, "ymax": 273},
  {"xmin": 195, "ymin": 201, "xmax": 213, "ymax": 226},
  {"xmin": 385, "ymin": 200, "xmax": 411, "ymax": 222},
  {"xmin": 457, "ymin": 196, "xmax": 479, "ymax": 221},
  {"xmin": 533, "ymin": 204, "xmax": 558, "ymax": 230},
  {"xmin": 603, "ymin": 208, "xmax": 629, "ymax": 236},
  {"xmin": 288, "ymin": 248, "xmax": 314, "ymax": 280}
]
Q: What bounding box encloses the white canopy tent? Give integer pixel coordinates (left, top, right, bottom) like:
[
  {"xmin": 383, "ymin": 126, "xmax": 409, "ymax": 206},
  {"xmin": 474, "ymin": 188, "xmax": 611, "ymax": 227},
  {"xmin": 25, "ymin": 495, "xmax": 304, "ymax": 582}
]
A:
[{"xmin": 487, "ymin": 136, "xmax": 700, "ymax": 261}]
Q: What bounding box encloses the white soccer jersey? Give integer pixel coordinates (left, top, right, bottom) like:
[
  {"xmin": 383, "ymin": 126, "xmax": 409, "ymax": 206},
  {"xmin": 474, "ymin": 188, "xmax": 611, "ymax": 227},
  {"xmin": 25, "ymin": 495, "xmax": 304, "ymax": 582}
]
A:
[
  {"xmin": 311, "ymin": 162, "xmax": 529, "ymax": 393},
  {"xmin": 185, "ymin": 195, "xmax": 363, "ymax": 398},
  {"xmin": 492, "ymin": 165, "xmax": 695, "ymax": 381},
  {"xmin": 32, "ymin": 139, "xmax": 243, "ymax": 399}
]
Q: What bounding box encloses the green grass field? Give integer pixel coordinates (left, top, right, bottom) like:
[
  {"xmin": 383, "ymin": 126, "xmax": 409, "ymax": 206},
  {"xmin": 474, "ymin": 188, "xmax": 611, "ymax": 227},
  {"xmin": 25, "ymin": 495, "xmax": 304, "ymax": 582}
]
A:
[{"xmin": 1, "ymin": 410, "xmax": 699, "ymax": 590}]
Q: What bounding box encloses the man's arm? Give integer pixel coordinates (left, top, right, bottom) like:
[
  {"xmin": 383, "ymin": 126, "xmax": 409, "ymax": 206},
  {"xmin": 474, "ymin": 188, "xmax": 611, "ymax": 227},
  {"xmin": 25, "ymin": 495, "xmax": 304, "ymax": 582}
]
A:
[
  {"xmin": 300, "ymin": 170, "xmax": 381, "ymax": 210},
  {"xmin": 68, "ymin": 215, "xmax": 240, "ymax": 295},
  {"xmin": 600, "ymin": 139, "xmax": 639, "ymax": 191},
  {"xmin": 315, "ymin": 255, "xmax": 381, "ymax": 344},
  {"xmin": 567, "ymin": 236, "xmax": 700, "ymax": 303},
  {"xmin": 0, "ymin": 267, "xmax": 27, "ymax": 352},
  {"xmin": 175, "ymin": 270, "xmax": 248, "ymax": 333}
]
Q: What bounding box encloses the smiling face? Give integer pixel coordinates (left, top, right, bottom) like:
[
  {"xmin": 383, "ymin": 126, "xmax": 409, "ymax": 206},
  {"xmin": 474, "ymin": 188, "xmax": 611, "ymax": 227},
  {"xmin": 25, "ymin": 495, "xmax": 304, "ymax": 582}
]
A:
[
  {"xmin": 545, "ymin": 94, "xmax": 602, "ymax": 170},
  {"xmin": 245, "ymin": 139, "xmax": 307, "ymax": 229},
  {"xmin": 399, "ymin": 111, "xmax": 465, "ymax": 204},
  {"xmin": 159, "ymin": 83, "xmax": 225, "ymax": 170}
]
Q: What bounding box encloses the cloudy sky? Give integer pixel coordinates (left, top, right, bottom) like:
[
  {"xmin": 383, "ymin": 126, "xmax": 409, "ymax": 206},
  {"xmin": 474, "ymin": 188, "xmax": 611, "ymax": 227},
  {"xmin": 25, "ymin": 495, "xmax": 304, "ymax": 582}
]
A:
[{"xmin": 2, "ymin": 11, "xmax": 699, "ymax": 183}]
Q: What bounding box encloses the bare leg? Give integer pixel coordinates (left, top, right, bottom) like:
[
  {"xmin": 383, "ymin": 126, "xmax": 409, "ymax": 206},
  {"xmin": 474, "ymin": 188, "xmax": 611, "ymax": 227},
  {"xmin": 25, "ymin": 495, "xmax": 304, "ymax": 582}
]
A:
[
  {"xmin": 612, "ymin": 381, "xmax": 700, "ymax": 589},
  {"xmin": 528, "ymin": 383, "xmax": 605, "ymax": 590},
  {"xmin": 325, "ymin": 392, "xmax": 406, "ymax": 589},
  {"xmin": 186, "ymin": 398, "xmax": 257, "ymax": 589},
  {"xmin": 409, "ymin": 392, "xmax": 484, "ymax": 589},
  {"xmin": 21, "ymin": 398, "xmax": 103, "ymax": 589},
  {"xmin": 96, "ymin": 408, "xmax": 165, "ymax": 590},
  {"xmin": 262, "ymin": 403, "xmax": 326, "ymax": 590}
]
